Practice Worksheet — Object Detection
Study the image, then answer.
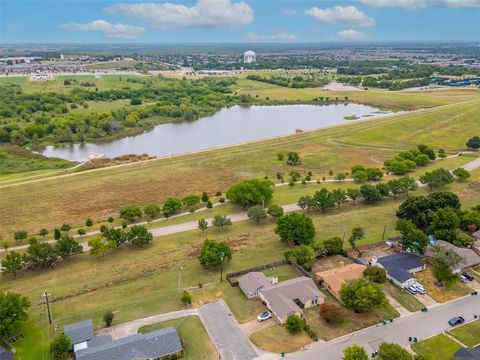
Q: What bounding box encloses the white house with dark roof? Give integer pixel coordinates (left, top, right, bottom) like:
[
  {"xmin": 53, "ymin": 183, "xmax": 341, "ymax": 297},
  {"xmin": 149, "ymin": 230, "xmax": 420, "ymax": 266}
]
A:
[{"xmin": 374, "ymin": 253, "xmax": 425, "ymax": 288}]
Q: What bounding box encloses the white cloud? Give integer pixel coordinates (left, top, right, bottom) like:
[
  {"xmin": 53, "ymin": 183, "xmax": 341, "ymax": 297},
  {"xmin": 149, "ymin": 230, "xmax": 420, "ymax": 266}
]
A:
[
  {"xmin": 361, "ymin": 0, "xmax": 480, "ymax": 9},
  {"xmin": 305, "ymin": 6, "xmax": 374, "ymax": 27},
  {"xmin": 60, "ymin": 20, "xmax": 146, "ymax": 39},
  {"xmin": 281, "ymin": 7, "xmax": 297, "ymax": 15},
  {"xmin": 336, "ymin": 29, "xmax": 366, "ymax": 40},
  {"xmin": 360, "ymin": 0, "xmax": 428, "ymax": 10},
  {"xmin": 438, "ymin": 0, "xmax": 480, "ymax": 7},
  {"xmin": 245, "ymin": 29, "xmax": 297, "ymax": 42},
  {"xmin": 104, "ymin": 0, "xmax": 254, "ymax": 30}
]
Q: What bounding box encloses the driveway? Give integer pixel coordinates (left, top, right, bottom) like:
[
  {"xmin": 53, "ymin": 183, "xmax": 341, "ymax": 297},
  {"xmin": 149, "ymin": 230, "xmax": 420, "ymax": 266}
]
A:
[
  {"xmin": 241, "ymin": 318, "xmax": 276, "ymax": 337},
  {"xmin": 200, "ymin": 301, "xmax": 258, "ymax": 360},
  {"xmin": 415, "ymin": 293, "xmax": 438, "ymax": 307}
]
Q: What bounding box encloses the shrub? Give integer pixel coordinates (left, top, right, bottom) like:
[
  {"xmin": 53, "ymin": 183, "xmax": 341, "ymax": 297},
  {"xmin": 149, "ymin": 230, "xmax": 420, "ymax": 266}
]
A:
[
  {"xmin": 285, "ymin": 314, "xmax": 305, "ymax": 334},
  {"xmin": 363, "ymin": 266, "xmax": 387, "ymax": 283},
  {"xmin": 50, "ymin": 334, "xmax": 70, "ymax": 360},
  {"xmin": 103, "ymin": 310, "xmax": 114, "ymax": 327}
]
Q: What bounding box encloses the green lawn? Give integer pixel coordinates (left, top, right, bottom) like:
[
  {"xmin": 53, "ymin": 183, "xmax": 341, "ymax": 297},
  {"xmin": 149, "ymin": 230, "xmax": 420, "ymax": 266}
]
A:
[
  {"xmin": 411, "ymin": 334, "xmax": 462, "ymax": 360},
  {"xmin": 0, "ymin": 76, "xmax": 28, "ymax": 83},
  {"xmin": 250, "ymin": 324, "xmax": 311, "ymax": 353},
  {"xmin": 384, "ymin": 282, "xmax": 424, "ymax": 312},
  {"xmin": 138, "ymin": 316, "xmax": 217, "ymax": 360},
  {"xmin": 448, "ymin": 320, "xmax": 480, "ymax": 347}
]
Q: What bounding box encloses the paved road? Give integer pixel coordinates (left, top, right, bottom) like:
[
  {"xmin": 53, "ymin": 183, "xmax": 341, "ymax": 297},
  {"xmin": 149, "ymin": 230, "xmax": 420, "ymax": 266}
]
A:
[
  {"xmin": 282, "ymin": 295, "xmax": 480, "ymax": 360},
  {"xmin": 463, "ymin": 156, "xmax": 480, "ymax": 172},
  {"xmin": 200, "ymin": 301, "xmax": 258, "ymax": 360}
]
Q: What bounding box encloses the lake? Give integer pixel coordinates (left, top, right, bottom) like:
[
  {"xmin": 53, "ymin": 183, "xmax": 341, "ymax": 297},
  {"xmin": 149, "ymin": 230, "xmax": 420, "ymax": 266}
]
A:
[{"xmin": 42, "ymin": 104, "xmax": 393, "ymax": 161}]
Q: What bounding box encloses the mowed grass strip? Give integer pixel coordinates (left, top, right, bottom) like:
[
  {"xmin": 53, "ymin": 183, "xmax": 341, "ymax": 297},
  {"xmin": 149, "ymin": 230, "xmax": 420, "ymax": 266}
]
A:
[
  {"xmin": 411, "ymin": 334, "xmax": 462, "ymax": 360},
  {"xmin": 138, "ymin": 316, "xmax": 218, "ymax": 360},
  {"xmin": 1, "ymin": 99, "xmax": 479, "ymax": 241},
  {"xmin": 448, "ymin": 320, "xmax": 480, "ymax": 347}
]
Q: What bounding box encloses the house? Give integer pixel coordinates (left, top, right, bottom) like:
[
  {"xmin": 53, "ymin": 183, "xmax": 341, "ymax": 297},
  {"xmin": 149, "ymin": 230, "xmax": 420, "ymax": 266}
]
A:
[
  {"xmin": 454, "ymin": 346, "xmax": 480, "ymax": 359},
  {"xmin": 64, "ymin": 320, "xmax": 182, "ymax": 360},
  {"xmin": 0, "ymin": 346, "xmax": 14, "ymax": 360},
  {"xmin": 238, "ymin": 271, "xmax": 275, "ymax": 298},
  {"xmin": 315, "ymin": 263, "xmax": 366, "ymax": 300},
  {"xmin": 426, "ymin": 240, "xmax": 480, "ymax": 273},
  {"xmin": 64, "ymin": 319, "xmax": 95, "ymax": 352},
  {"xmin": 75, "ymin": 327, "xmax": 182, "ymax": 360},
  {"xmin": 374, "ymin": 253, "xmax": 425, "ymax": 288},
  {"xmin": 259, "ymin": 277, "xmax": 325, "ymax": 324},
  {"xmin": 473, "ymin": 230, "xmax": 480, "ymax": 242},
  {"xmin": 471, "ymin": 231, "xmax": 480, "ymax": 256}
]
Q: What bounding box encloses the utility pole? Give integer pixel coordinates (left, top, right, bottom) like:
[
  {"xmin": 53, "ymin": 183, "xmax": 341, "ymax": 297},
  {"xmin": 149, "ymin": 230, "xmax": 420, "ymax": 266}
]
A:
[
  {"xmin": 382, "ymin": 224, "xmax": 387, "ymax": 241},
  {"xmin": 43, "ymin": 290, "xmax": 52, "ymax": 325},
  {"xmin": 220, "ymin": 253, "xmax": 225, "ymax": 283}
]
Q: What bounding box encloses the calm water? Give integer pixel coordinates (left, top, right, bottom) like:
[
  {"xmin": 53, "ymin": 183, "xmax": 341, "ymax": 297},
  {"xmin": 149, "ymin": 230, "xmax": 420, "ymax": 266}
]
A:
[{"xmin": 42, "ymin": 104, "xmax": 391, "ymax": 161}]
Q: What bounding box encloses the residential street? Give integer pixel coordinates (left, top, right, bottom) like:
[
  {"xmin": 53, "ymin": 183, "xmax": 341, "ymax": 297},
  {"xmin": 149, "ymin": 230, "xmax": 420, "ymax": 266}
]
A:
[{"xmin": 282, "ymin": 295, "xmax": 480, "ymax": 360}]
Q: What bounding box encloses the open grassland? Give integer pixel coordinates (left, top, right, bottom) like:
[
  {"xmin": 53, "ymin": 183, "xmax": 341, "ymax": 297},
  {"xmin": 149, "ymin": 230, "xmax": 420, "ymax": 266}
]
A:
[
  {"xmin": 412, "ymin": 334, "xmax": 462, "ymax": 360},
  {"xmin": 448, "ymin": 320, "xmax": 480, "ymax": 347},
  {"xmin": 1, "ymin": 98, "xmax": 479, "ymax": 241},
  {"xmin": 138, "ymin": 316, "xmax": 218, "ymax": 360}
]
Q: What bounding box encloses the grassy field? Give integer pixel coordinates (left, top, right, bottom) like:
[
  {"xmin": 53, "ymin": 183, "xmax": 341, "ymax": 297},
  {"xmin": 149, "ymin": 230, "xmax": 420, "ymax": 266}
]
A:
[
  {"xmin": 138, "ymin": 316, "xmax": 217, "ymax": 359},
  {"xmin": 448, "ymin": 320, "xmax": 480, "ymax": 347},
  {"xmin": 1, "ymin": 97, "xmax": 479, "ymax": 241},
  {"xmin": 411, "ymin": 334, "xmax": 462, "ymax": 360},
  {"xmin": 0, "ymin": 76, "xmax": 28, "ymax": 83}
]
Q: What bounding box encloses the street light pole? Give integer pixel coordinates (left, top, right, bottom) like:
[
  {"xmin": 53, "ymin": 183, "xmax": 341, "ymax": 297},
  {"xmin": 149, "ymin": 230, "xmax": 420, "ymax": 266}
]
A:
[{"xmin": 220, "ymin": 253, "xmax": 224, "ymax": 283}]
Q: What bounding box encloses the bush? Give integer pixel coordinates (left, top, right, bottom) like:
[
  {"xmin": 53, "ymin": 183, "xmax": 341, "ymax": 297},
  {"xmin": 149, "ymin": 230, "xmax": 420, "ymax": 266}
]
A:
[
  {"xmin": 363, "ymin": 266, "xmax": 387, "ymax": 283},
  {"xmin": 104, "ymin": 310, "xmax": 114, "ymax": 327},
  {"xmin": 303, "ymin": 323, "xmax": 319, "ymax": 341},
  {"xmin": 275, "ymin": 212, "xmax": 316, "ymax": 245},
  {"xmin": 319, "ymin": 302, "xmax": 344, "ymax": 323},
  {"xmin": 285, "ymin": 314, "xmax": 305, "ymax": 334},
  {"xmin": 340, "ymin": 279, "xmax": 387, "ymax": 313},
  {"xmin": 50, "ymin": 334, "xmax": 70, "ymax": 360}
]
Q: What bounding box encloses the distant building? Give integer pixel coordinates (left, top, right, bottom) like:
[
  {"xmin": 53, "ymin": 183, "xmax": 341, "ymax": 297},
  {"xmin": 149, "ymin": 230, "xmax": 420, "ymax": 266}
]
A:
[{"xmin": 243, "ymin": 50, "xmax": 256, "ymax": 64}]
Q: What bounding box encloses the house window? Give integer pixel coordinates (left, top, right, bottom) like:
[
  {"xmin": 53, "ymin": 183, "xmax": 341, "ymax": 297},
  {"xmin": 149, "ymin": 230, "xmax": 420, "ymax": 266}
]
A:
[{"xmin": 312, "ymin": 297, "xmax": 318, "ymax": 305}]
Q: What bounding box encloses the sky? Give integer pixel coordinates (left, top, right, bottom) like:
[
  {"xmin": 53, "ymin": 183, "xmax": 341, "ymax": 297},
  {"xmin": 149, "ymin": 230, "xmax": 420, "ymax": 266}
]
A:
[{"xmin": 1, "ymin": 0, "xmax": 479, "ymax": 43}]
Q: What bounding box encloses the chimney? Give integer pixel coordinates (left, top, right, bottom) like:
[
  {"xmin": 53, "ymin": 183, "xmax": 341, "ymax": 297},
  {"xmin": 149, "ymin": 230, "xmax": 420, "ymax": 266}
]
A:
[{"xmin": 371, "ymin": 256, "xmax": 378, "ymax": 266}]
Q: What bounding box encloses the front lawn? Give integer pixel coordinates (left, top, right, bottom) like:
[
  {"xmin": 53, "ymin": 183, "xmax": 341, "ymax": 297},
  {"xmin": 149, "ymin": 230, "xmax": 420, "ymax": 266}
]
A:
[
  {"xmin": 250, "ymin": 324, "xmax": 311, "ymax": 353},
  {"xmin": 411, "ymin": 334, "xmax": 462, "ymax": 360},
  {"xmin": 448, "ymin": 320, "xmax": 480, "ymax": 347},
  {"xmin": 415, "ymin": 267, "xmax": 471, "ymax": 303},
  {"xmin": 138, "ymin": 316, "xmax": 217, "ymax": 359},
  {"xmin": 384, "ymin": 282, "xmax": 424, "ymax": 312}
]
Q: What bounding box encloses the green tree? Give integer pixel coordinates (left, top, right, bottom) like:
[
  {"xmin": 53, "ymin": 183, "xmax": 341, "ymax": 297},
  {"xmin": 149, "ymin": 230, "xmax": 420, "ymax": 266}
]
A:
[
  {"xmin": 119, "ymin": 205, "xmax": 142, "ymax": 222},
  {"xmin": 162, "ymin": 197, "xmax": 183, "ymax": 218},
  {"xmin": 346, "ymin": 188, "xmax": 361, "ymax": 203},
  {"xmin": 352, "ymin": 170, "xmax": 368, "ymax": 183},
  {"xmin": 127, "ymin": 225, "xmax": 153, "ymax": 247},
  {"xmin": 360, "ymin": 184, "xmax": 382, "ymax": 203},
  {"xmin": 23, "ymin": 239, "xmax": 57, "ymax": 269},
  {"xmin": 88, "ymin": 237, "xmax": 115, "ymax": 258},
  {"xmin": 335, "ymin": 173, "xmax": 347, "ymax": 182},
  {"xmin": 201, "ymin": 192, "xmax": 210, "ymax": 203},
  {"xmin": 429, "ymin": 207, "xmax": 460, "ymax": 243},
  {"xmin": 313, "ymin": 188, "xmax": 335, "ymax": 211},
  {"xmin": 366, "ymin": 168, "xmax": 384, "ymax": 181},
  {"xmin": 363, "ymin": 266, "xmax": 387, "ymax": 283},
  {"xmin": 432, "ymin": 246, "xmax": 462, "ymax": 287},
  {"xmin": 340, "ymin": 279, "xmax": 387, "ymax": 313},
  {"xmin": 323, "ymin": 237, "xmax": 344, "ymax": 256},
  {"xmin": 332, "ymin": 189, "xmax": 347, "ymax": 207},
  {"xmin": 180, "ymin": 290, "xmax": 192, "ymax": 308},
  {"xmin": 275, "ymin": 213, "xmax": 316, "ymax": 245},
  {"xmin": 298, "ymin": 195, "xmax": 315, "ymax": 212},
  {"xmin": 285, "ymin": 314, "xmax": 304, "ymax": 334},
  {"xmin": 419, "ymin": 168, "xmax": 454, "ymax": 190},
  {"xmin": 85, "ymin": 218, "xmax": 94, "ymax": 227},
  {"xmin": 378, "ymin": 342, "xmax": 413, "ymax": 360},
  {"xmin": 267, "ymin": 204, "xmax": 284, "ymax": 220},
  {"xmin": 342, "ymin": 344, "xmax": 369, "ymax": 360},
  {"xmin": 212, "ymin": 214, "xmax": 232, "ymax": 230},
  {"xmin": 284, "ymin": 245, "xmax": 316, "ymax": 270},
  {"xmin": 415, "ymin": 154, "xmax": 430, "ymax": 167},
  {"xmin": 396, "ymin": 219, "xmax": 428, "ymax": 255},
  {"xmin": 13, "ymin": 230, "xmax": 28, "ymax": 242},
  {"xmin": 348, "ymin": 227, "xmax": 365, "ymax": 254},
  {"xmin": 50, "ymin": 334, "xmax": 70, "ymax": 360},
  {"xmin": 144, "ymin": 203, "xmax": 161, "ymax": 222},
  {"xmin": 438, "ymin": 148, "xmax": 447, "ymax": 159},
  {"xmin": 183, "ymin": 194, "xmax": 201, "ymax": 207},
  {"xmin": 1, "ymin": 251, "xmax": 23, "ymax": 276},
  {"xmin": 77, "ymin": 228, "xmax": 86, "ymax": 237},
  {"xmin": 226, "ymin": 178, "xmax": 274, "ymax": 208},
  {"xmin": 198, "ymin": 218, "xmax": 208, "ymax": 233},
  {"xmin": 39, "ymin": 228, "xmax": 49, "ymax": 239},
  {"xmin": 198, "ymin": 239, "xmax": 232, "ymax": 268},
  {"xmin": 452, "ymin": 168, "xmax": 471, "ymax": 182},
  {"xmin": 418, "ymin": 144, "xmax": 436, "ymax": 160},
  {"xmin": 453, "ymin": 231, "xmax": 474, "ymax": 248},
  {"xmin": 206, "ymin": 200, "xmax": 213, "ymax": 209},
  {"xmin": 60, "ymin": 223, "xmax": 71, "ymax": 233},
  {"xmin": 247, "ymin": 205, "xmax": 268, "ymax": 224},
  {"xmin": 103, "ymin": 310, "xmax": 114, "ymax": 327},
  {"xmin": 466, "ymin": 136, "xmax": 480, "ymax": 150},
  {"xmin": 55, "ymin": 235, "xmax": 82, "ymax": 260},
  {"xmin": 0, "ymin": 290, "xmax": 31, "ymax": 338},
  {"xmin": 286, "ymin": 152, "xmax": 301, "ymax": 166},
  {"xmin": 53, "ymin": 228, "xmax": 61, "ymax": 240}
]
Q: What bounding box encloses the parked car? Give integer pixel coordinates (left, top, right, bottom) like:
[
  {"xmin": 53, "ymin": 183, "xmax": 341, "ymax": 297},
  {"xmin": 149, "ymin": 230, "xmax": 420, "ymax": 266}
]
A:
[
  {"xmin": 462, "ymin": 272, "xmax": 474, "ymax": 281},
  {"xmin": 412, "ymin": 283, "xmax": 426, "ymax": 294},
  {"xmin": 448, "ymin": 316, "xmax": 465, "ymax": 327},
  {"xmin": 257, "ymin": 311, "xmax": 272, "ymax": 322},
  {"xmin": 406, "ymin": 285, "xmax": 417, "ymax": 295},
  {"xmin": 460, "ymin": 275, "xmax": 469, "ymax": 283}
]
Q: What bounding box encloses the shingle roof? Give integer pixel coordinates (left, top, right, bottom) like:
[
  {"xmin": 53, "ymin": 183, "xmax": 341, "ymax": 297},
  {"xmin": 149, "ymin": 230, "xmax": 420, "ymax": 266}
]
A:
[
  {"xmin": 472, "ymin": 230, "xmax": 480, "ymax": 239},
  {"xmin": 260, "ymin": 277, "xmax": 325, "ymax": 320},
  {"xmin": 0, "ymin": 346, "xmax": 14, "ymax": 360},
  {"xmin": 76, "ymin": 327, "xmax": 182, "ymax": 360},
  {"xmin": 427, "ymin": 241, "xmax": 480, "ymax": 269},
  {"xmin": 238, "ymin": 272, "xmax": 271, "ymax": 296},
  {"xmin": 64, "ymin": 319, "xmax": 94, "ymax": 345},
  {"xmin": 454, "ymin": 347, "xmax": 480, "ymax": 359},
  {"xmin": 316, "ymin": 264, "xmax": 366, "ymax": 297},
  {"xmin": 377, "ymin": 253, "xmax": 423, "ymax": 283}
]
